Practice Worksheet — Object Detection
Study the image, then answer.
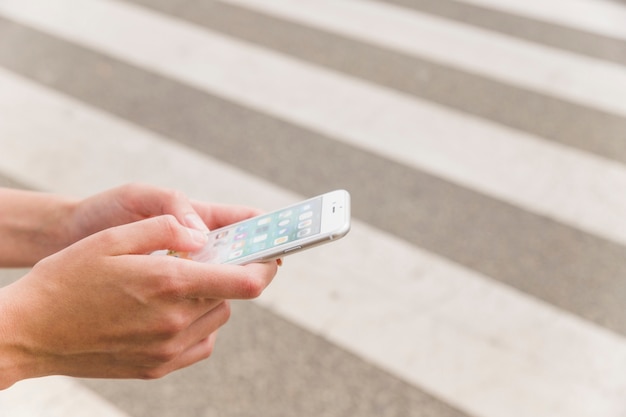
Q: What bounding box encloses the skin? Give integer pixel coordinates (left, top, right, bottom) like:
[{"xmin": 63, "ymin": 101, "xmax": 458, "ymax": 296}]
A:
[{"xmin": 0, "ymin": 184, "xmax": 278, "ymax": 389}]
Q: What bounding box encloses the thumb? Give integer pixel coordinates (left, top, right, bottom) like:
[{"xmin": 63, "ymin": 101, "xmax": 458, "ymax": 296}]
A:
[{"xmin": 94, "ymin": 215, "xmax": 209, "ymax": 256}]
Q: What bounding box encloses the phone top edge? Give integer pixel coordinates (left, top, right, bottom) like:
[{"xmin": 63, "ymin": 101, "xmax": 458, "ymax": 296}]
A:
[
  {"xmin": 208, "ymin": 189, "xmax": 351, "ymax": 235},
  {"xmin": 320, "ymin": 189, "xmax": 350, "ymax": 234}
]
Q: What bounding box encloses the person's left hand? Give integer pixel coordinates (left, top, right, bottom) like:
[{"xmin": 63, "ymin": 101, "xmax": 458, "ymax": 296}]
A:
[{"xmin": 65, "ymin": 183, "xmax": 261, "ymax": 245}]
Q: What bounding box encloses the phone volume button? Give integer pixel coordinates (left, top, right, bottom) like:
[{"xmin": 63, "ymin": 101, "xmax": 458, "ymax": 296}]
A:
[{"xmin": 283, "ymin": 246, "xmax": 302, "ymax": 254}]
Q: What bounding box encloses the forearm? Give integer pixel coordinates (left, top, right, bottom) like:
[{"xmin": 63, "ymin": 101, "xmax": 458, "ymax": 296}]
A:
[{"xmin": 0, "ymin": 188, "xmax": 77, "ymax": 267}]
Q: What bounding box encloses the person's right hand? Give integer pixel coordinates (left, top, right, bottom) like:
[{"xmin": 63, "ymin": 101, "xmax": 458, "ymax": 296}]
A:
[{"xmin": 0, "ymin": 215, "xmax": 277, "ymax": 388}]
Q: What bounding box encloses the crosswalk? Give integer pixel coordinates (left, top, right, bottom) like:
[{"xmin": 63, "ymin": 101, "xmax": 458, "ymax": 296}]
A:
[{"xmin": 0, "ymin": 0, "xmax": 625, "ymax": 416}]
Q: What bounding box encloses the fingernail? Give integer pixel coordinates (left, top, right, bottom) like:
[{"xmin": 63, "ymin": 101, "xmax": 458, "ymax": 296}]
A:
[
  {"xmin": 187, "ymin": 227, "xmax": 209, "ymax": 245},
  {"xmin": 185, "ymin": 213, "xmax": 210, "ymax": 232}
]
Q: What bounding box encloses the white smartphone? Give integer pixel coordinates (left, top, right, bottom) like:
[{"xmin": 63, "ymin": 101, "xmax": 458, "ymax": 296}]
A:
[{"xmin": 163, "ymin": 189, "xmax": 350, "ymax": 265}]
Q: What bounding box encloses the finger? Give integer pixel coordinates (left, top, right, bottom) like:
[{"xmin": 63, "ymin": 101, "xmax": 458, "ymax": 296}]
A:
[
  {"xmin": 167, "ymin": 297, "xmax": 229, "ymax": 333},
  {"xmin": 143, "ymin": 258, "xmax": 279, "ymax": 300},
  {"xmin": 170, "ymin": 302, "xmax": 229, "ymax": 370},
  {"xmin": 191, "ymin": 202, "xmax": 263, "ymax": 230},
  {"xmin": 176, "ymin": 332, "xmax": 218, "ymax": 369},
  {"xmin": 185, "ymin": 262, "xmax": 278, "ymax": 300},
  {"xmin": 92, "ymin": 215, "xmax": 209, "ymax": 256},
  {"xmin": 118, "ymin": 183, "xmax": 210, "ymax": 232},
  {"xmin": 180, "ymin": 332, "xmax": 218, "ymax": 366},
  {"xmin": 177, "ymin": 301, "xmax": 230, "ymax": 354},
  {"xmin": 142, "ymin": 303, "xmax": 230, "ymax": 378},
  {"xmin": 148, "ymin": 332, "xmax": 219, "ymax": 379}
]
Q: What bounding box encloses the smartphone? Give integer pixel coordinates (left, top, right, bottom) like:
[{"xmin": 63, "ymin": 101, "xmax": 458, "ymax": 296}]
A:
[{"xmin": 163, "ymin": 189, "xmax": 350, "ymax": 265}]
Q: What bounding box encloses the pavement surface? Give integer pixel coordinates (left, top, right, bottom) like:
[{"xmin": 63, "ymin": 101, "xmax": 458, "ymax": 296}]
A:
[{"xmin": 0, "ymin": 0, "xmax": 625, "ymax": 416}]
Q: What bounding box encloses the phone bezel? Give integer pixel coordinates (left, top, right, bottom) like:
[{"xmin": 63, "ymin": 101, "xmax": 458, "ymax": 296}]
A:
[{"xmin": 226, "ymin": 189, "xmax": 351, "ymax": 265}]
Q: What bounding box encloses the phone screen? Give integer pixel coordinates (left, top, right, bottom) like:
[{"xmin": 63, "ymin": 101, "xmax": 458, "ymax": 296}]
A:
[{"xmin": 173, "ymin": 196, "xmax": 323, "ymax": 264}]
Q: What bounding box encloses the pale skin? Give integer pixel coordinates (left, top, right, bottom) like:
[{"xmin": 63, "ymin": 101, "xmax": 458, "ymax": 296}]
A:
[{"xmin": 0, "ymin": 183, "xmax": 278, "ymax": 389}]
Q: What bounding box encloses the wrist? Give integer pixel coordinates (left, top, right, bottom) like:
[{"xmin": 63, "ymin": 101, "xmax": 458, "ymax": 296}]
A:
[
  {"xmin": 0, "ymin": 189, "xmax": 78, "ymax": 266},
  {"xmin": 0, "ymin": 285, "xmax": 42, "ymax": 389},
  {"xmin": 31, "ymin": 194, "xmax": 79, "ymax": 254}
]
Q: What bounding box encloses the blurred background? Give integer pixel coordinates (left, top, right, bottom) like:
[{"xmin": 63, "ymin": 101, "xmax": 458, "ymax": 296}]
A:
[{"xmin": 1, "ymin": 0, "xmax": 626, "ymax": 416}]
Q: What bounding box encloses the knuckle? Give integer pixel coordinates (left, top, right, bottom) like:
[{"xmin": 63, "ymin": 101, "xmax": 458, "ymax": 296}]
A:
[
  {"xmin": 198, "ymin": 339, "xmax": 216, "ymax": 361},
  {"xmin": 207, "ymin": 301, "xmax": 232, "ymax": 328},
  {"xmin": 91, "ymin": 227, "xmax": 124, "ymax": 252},
  {"xmin": 170, "ymin": 188, "xmax": 188, "ymax": 201},
  {"xmin": 237, "ymin": 265, "xmax": 276, "ymax": 299},
  {"xmin": 155, "ymin": 312, "xmax": 189, "ymax": 337},
  {"xmin": 153, "ymin": 215, "xmax": 184, "ymax": 243},
  {"xmin": 154, "ymin": 267, "xmax": 195, "ymax": 302},
  {"xmin": 138, "ymin": 366, "xmax": 170, "ymax": 380},
  {"xmin": 240, "ymin": 275, "xmax": 266, "ymax": 299},
  {"xmin": 96, "ymin": 224, "xmax": 120, "ymax": 243},
  {"xmin": 162, "ymin": 188, "xmax": 189, "ymax": 207},
  {"xmin": 120, "ymin": 182, "xmax": 141, "ymax": 195},
  {"xmin": 154, "ymin": 264, "xmax": 183, "ymax": 294},
  {"xmin": 32, "ymin": 252, "xmax": 56, "ymax": 272},
  {"xmin": 118, "ymin": 182, "xmax": 151, "ymax": 205},
  {"xmin": 219, "ymin": 301, "xmax": 232, "ymax": 322},
  {"xmin": 157, "ymin": 214, "xmax": 180, "ymax": 231},
  {"xmin": 147, "ymin": 341, "xmax": 184, "ymax": 364}
]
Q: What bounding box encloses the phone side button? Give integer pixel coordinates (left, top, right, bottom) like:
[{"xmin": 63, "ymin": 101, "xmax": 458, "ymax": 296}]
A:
[{"xmin": 282, "ymin": 246, "xmax": 302, "ymax": 254}]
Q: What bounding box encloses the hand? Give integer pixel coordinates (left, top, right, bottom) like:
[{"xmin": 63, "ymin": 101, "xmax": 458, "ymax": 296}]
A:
[
  {"xmin": 0, "ymin": 214, "xmax": 278, "ymax": 387},
  {"xmin": 65, "ymin": 183, "xmax": 254, "ymax": 241}
]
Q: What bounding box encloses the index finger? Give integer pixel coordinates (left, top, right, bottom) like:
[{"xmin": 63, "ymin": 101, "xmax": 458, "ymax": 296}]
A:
[{"xmin": 149, "ymin": 257, "xmax": 279, "ymax": 300}]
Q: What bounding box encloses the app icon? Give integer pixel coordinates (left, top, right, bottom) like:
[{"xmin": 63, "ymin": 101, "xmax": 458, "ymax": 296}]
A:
[
  {"xmin": 255, "ymin": 225, "xmax": 269, "ymax": 234},
  {"xmin": 278, "ymin": 227, "xmax": 289, "ymax": 235},
  {"xmin": 234, "ymin": 233, "xmax": 247, "ymax": 241},
  {"xmin": 299, "ymin": 211, "xmax": 313, "ymax": 221},
  {"xmin": 279, "ymin": 210, "xmax": 293, "ymax": 218},
  {"xmin": 297, "ymin": 228, "xmax": 312, "ymax": 238},
  {"xmin": 216, "ymin": 231, "xmax": 229, "ymax": 239},
  {"xmin": 278, "ymin": 219, "xmax": 291, "ymax": 227},
  {"xmin": 257, "ymin": 217, "xmax": 271, "ymax": 226},
  {"xmin": 301, "ymin": 204, "xmax": 312, "ymax": 211},
  {"xmin": 274, "ymin": 236, "xmax": 289, "ymax": 245},
  {"xmin": 231, "ymin": 241, "xmax": 245, "ymax": 250},
  {"xmin": 235, "ymin": 225, "xmax": 247, "ymax": 233},
  {"xmin": 298, "ymin": 219, "xmax": 312, "ymax": 229},
  {"xmin": 229, "ymin": 249, "xmax": 243, "ymax": 260},
  {"xmin": 253, "ymin": 234, "xmax": 268, "ymax": 243}
]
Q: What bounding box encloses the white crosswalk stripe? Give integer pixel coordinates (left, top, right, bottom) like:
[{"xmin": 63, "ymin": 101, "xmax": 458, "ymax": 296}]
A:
[
  {"xmin": 457, "ymin": 0, "xmax": 626, "ymax": 41},
  {"xmin": 0, "ymin": 0, "xmax": 625, "ymax": 416}
]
